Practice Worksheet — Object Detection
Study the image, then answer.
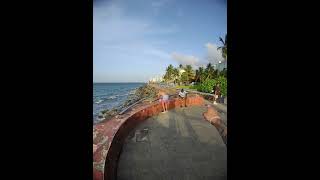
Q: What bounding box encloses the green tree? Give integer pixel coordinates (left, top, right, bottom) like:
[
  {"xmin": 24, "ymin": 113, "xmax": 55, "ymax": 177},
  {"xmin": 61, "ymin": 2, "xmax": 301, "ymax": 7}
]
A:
[
  {"xmin": 184, "ymin": 65, "xmax": 195, "ymax": 84},
  {"xmin": 198, "ymin": 67, "xmax": 205, "ymax": 83},
  {"xmin": 195, "ymin": 69, "xmax": 200, "ymax": 83},
  {"xmin": 164, "ymin": 64, "xmax": 175, "ymax": 82},
  {"xmin": 205, "ymin": 63, "xmax": 215, "ymax": 80},
  {"xmin": 173, "ymin": 68, "xmax": 180, "ymax": 85},
  {"xmin": 217, "ymin": 34, "xmax": 227, "ymax": 60},
  {"xmin": 179, "ymin": 64, "xmax": 183, "ymax": 69},
  {"xmin": 180, "ymin": 72, "xmax": 188, "ymax": 85},
  {"xmin": 197, "ymin": 79, "xmax": 217, "ymax": 93},
  {"xmin": 219, "ymin": 68, "xmax": 227, "ymax": 78},
  {"xmin": 214, "ymin": 68, "xmax": 219, "ymax": 78},
  {"xmin": 216, "ymin": 76, "xmax": 227, "ymax": 96}
]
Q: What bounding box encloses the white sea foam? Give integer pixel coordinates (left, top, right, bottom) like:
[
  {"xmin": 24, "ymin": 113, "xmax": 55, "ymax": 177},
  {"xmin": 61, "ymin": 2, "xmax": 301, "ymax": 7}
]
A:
[
  {"xmin": 107, "ymin": 95, "xmax": 118, "ymax": 100},
  {"xmin": 95, "ymin": 99, "xmax": 103, "ymax": 104},
  {"xmin": 129, "ymin": 90, "xmax": 136, "ymax": 95}
]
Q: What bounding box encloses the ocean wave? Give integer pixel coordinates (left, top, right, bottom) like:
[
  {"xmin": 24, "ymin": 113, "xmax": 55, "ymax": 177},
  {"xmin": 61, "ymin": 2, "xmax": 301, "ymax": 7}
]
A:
[
  {"xmin": 107, "ymin": 95, "xmax": 118, "ymax": 100},
  {"xmin": 93, "ymin": 83, "xmax": 145, "ymax": 123},
  {"xmin": 118, "ymin": 93, "xmax": 128, "ymax": 97},
  {"xmin": 94, "ymin": 99, "xmax": 103, "ymax": 104},
  {"xmin": 94, "ymin": 95, "xmax": 119, "ymax": 103}
]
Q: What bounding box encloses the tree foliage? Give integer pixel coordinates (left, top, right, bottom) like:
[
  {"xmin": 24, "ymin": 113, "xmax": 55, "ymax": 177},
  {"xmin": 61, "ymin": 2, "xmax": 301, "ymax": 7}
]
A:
[
  {"xmin": 197, "ymin": 79, "xmax": 217, "ymax": 93},
  {"xmin": 217, "ymin": 34, "xmax": 227, "ymax": 60}
]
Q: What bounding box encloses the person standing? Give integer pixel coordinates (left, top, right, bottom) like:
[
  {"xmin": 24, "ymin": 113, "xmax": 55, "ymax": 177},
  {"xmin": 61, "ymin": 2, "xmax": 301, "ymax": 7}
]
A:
[
  {"xmin": 211, "ymin": 85, "xmax": 216, "ymax": 102},
  {"xmin": 178, "ymin": 89, "xmax": 188, "ymax": 107},
  {"xmin": 158, "ymin": 91, "xmax": 169, "ymax": 113},
  {"xmin": 214, "ymin": 84, "xmax": 221, "ymax": 104}
]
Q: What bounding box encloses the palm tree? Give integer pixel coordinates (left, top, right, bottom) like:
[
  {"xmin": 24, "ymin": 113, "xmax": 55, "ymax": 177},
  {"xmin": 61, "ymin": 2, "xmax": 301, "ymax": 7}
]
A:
[
  {"xmin": 198, "ymin": 67, "xmax": 205, "ymax": 83},
  {"xmin": 195, "ymin": 69, "xmax": 200, "ymax": 83},
  {"xmin": 217, "ymin": 34, "xmax": 227, "ymax": 60},
  {"xmin": 184, "ymin": 65, "xmax": 195, "ymax": 84},
  {"xmin": 179, "ymin": 64, "xmax": 183, "ymax": 69},
  {"xmin": 164, "ymin": 64, "xmax": 175, "ymax": 83},
  {"xmin": 213, "ymin": 68, "xmax": 219, "ymax": 78},
  {"xmin": 180, "ymin": 72, "xmax": 188, "ymax": 85},
  {"xmin": 219, "ymin": 68, "xmax": 227, "ymax": 78},
  {"xmin": 173, "ymin": 68, "xmax": 180, "ymax": 85},
  {"xmin": 205, "ymin": 63, "xmax": 215, "ymax": 80}
]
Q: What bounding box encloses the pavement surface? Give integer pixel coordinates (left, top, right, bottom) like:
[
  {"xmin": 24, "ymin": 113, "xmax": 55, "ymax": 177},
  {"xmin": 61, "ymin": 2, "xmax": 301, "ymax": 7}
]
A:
[{"xmin": 117, "ymin": 106, "xmax": 227, "ymax": 180}]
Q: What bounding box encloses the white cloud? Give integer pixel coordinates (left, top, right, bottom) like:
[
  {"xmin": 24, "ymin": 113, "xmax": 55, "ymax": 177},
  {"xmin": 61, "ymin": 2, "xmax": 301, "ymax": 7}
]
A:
[
  {"xmin": 205, "ymin": 43, "xmax": 224, "ymax": 65},
  {"xmin": 171, "ymin": 52, "xmax": 202, "ymax": 68},
  {"xmin": 170, "ymin": 43, "xmax": 225, "ymax": 69}
]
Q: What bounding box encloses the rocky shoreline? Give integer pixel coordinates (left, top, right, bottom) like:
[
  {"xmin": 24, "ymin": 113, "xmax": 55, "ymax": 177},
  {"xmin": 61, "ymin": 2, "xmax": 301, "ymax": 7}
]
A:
[{"xmin": 96, "ymin": 84, "xmax": 159, "ymax": 123}]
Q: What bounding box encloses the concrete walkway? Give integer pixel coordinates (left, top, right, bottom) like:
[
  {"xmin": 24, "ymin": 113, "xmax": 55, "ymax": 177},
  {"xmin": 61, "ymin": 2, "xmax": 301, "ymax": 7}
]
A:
[{"xmin": 117, "ymin": 106, "xmax": 227, "ymax": 180}]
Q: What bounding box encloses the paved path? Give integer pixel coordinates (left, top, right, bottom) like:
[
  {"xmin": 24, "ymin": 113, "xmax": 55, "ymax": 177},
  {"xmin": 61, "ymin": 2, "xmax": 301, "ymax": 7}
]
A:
[{"xmin": 117, "ymin": 106, "xmax": 227, "ymax": 180}]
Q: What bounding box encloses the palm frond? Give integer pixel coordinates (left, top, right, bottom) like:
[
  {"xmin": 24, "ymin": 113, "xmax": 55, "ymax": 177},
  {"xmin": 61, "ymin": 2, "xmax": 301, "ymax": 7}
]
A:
[{"xmin": 219, "ymin": 37, "xmax": 225, "ymax": 45}]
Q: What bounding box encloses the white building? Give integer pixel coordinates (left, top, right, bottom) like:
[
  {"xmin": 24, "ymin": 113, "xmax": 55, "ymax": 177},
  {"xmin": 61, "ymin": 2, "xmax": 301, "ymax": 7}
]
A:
[
  {"xmin": 149, "ymin": 75, "xmax": 163, "ymax": 83},
  {"xmin": 178, "ymin": 68, "xmax": 185, "ymax": 75}
]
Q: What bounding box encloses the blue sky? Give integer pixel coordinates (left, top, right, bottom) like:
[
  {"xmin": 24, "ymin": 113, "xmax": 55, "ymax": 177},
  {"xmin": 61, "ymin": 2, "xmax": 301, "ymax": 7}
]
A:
[{"xmin": 93, "ymin": 0, "xmax": 227, "ymax": 82}]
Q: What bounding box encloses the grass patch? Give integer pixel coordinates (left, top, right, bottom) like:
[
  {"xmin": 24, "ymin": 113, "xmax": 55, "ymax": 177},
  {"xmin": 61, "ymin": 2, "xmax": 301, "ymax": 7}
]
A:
[
  {"xmin": 176, "ymin": 85, "xmax": 191, "ymax": 89},
  {"xmin": 175, "ymin": 85, "xmax": 198, "ymax": 90}
]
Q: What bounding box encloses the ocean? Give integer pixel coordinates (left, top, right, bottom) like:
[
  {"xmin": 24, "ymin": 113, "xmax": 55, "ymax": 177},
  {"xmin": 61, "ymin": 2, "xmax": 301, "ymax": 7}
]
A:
[{"xmin": 93, "ymin": 83, "xmax": 145, "ymax": 124}]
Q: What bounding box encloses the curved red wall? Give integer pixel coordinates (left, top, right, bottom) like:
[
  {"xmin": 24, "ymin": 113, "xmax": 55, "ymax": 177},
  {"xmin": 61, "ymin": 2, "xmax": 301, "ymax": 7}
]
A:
[{"xmin": 93, "ymin": 95, "xmax": 204, "ymax": 180}]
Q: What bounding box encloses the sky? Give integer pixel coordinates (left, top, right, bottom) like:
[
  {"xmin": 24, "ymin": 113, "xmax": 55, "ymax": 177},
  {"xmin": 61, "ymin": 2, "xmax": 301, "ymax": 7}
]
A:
[{"xmin": 93, "ymin": 0, "xmax": 227, "ymax": 83}]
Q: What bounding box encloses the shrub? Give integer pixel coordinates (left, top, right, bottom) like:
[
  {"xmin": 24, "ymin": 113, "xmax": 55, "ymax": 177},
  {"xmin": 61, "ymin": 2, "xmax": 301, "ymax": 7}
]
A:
[
  {"xmin": 190, "ymin": 85, "xmax": 199, "ymax": 90},
  {"xmin": 216, "ymin": 76, "xmax": 227, "ymax": 96},
  {"xmin": 219, "ymin": 68, "xmax": 227, "ymax": 78},
  {"xmin": 197, "ymin": 79, "xmax": 217, "ymax": 93},
  {"xmin": 196, "ymin": 76, "xmax": 227, "ymax": 97}
]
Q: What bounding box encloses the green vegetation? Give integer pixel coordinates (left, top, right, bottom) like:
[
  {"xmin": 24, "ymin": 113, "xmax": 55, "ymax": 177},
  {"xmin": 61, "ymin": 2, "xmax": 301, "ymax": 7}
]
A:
[
  {"xmin": 176, "ymin": 85, "xmax": 197, "ymax": 90},
  {"xmin": 216, "ymin": 76, "xmax": 227, "ymax": 96},
  {"xmin": 163, "ymin": 64, "xmax": 195, "ymax": 85},
  {"xmin": 217, "ymin": 34, "xmax": 227, "ymax": 60},
  {"xmin": 219, "ymin": 68, "xmax": 227, "ymax": 78},
  {"xmin": 184, "ymin": 65, "xmax": 195, "ymax": 84},
  {"xmin": 163, "ymin": 63, "xmax": 226, "ymax": 97},
  {"xmin": 163, "ymin": 64, "xmax": 175, "ymax": 83},
  {"xmin": 162, "ymin": 34, "xmax": 227, "ymax": 97},
  {"xmin": 197, "ymin": 79, "xmax": 217, "ymax": 93},
  {"xmin": 173, "ymin": 68, "xmax": 180, "ymax": 84}
]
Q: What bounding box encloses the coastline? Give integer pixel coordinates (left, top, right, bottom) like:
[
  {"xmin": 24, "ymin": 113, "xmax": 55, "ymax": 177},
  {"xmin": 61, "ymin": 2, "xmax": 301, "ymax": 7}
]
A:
[{"xmin": 95, "ymin": 83, "xmax": 159, "ymax": 124}]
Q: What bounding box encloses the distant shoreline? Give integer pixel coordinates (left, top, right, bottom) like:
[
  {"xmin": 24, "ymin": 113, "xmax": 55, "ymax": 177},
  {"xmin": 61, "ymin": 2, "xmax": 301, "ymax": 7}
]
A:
[{"xmin": 94, "ymin": 83, "xmax": 157, "ymax": 124}]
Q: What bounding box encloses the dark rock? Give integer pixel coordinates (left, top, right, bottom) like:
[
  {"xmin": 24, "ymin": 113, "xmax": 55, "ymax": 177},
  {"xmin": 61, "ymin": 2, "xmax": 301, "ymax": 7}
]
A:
[{"xmin": 101, "ymin": 109, "xmax": 108, "ymax": 114}]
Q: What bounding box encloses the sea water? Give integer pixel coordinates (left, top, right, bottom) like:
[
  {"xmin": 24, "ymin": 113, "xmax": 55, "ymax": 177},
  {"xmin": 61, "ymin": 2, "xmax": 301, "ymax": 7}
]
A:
[{"xmin": 93, "ymin": 83, "xmax": 145, "ymax": 124}]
